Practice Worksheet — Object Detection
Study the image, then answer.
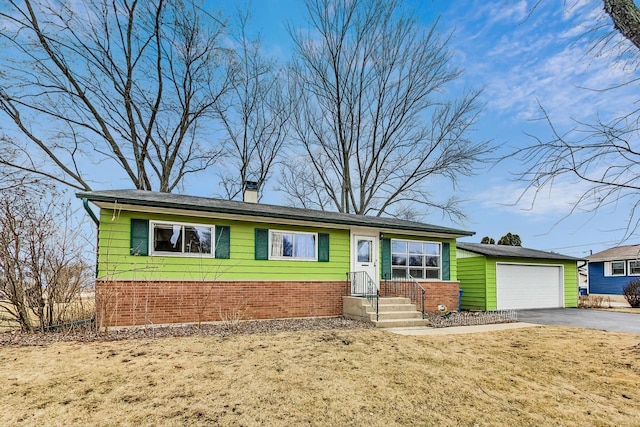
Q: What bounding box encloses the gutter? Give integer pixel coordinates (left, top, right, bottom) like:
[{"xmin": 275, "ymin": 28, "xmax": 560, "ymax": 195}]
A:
[
  {"xmin": 82, "ymin": 197, "xmax": 100, "ymax": 226},
  {"xmin": 77, "ymin": 192, "xmax": 475, "ymax": 238}
]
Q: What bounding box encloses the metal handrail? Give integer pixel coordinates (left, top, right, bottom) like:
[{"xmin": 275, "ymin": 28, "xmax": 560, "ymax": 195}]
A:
[
  {"xmin": 382, "ymin": 274, "xmax": 426, "ymax": 318},
  {"xmin": 346, "ymin": 271, "xmax": 379, "ymax": 321}
]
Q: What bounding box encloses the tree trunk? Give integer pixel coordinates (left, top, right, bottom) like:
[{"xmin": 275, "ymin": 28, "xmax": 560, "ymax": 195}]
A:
[{"xmin": 604, "ymin": 0, "xmax": 640, "ymax": 50}]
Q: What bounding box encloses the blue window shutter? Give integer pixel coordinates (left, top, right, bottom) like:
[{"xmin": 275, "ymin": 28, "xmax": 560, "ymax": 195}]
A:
[
  {"xmin": 442, "ymin": 242, "xmax": 450, "ymax": 280},
  {"xmin": 318, "ymin": 233, "xmax": 330, "ymax": 262},
  {"xmin": 130, "ymin": 219, "xmax": 149, "ymax": 256},
  {"xmin": 255, "ymin": 228, "xmax": 269, "ymax": 260},
  {"xmin": 381, "ymin": 238, "xmax": 391, "ymax": 280},
  {"xmin": 215, "ymin": 225, "xmax": 230, "ymax": 259}
]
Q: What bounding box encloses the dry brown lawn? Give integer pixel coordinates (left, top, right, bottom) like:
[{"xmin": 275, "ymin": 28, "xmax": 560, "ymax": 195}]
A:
[{"xmin": 1, "ymin": 325, "xmax": 639, "ymax": 426}]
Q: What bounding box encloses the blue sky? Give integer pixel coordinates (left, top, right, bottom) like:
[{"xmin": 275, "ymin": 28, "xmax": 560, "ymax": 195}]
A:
[
  {"xmin": 203, "ymin": 0, "xmax": 638, "ymax": 258},
  {"xmin": 42, "ymin": 0, "xmax": 632, "ymax": 257}
]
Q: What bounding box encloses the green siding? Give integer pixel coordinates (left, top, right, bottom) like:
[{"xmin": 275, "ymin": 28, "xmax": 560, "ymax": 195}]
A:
[
  {"xmin": 564, "ymin": 261, "xmax": 578, "ymax": 308},
  {"xmin": 486, "ymin": 258, "xmax": 497, "ymax": 310},
  {"xmin": 457, "ymin": 254, "xmax": 489, "ymax": 310},
  {"xmin": 450, "ymin": 241, "xmax": 458, "ymax": 281},
  {"xmin": 98, "ymin": 209, "xmax": 350, "ymax": 281},
  {"xmin": 457, "ymin": 253, "xmax": 579, "ymax": 310}
]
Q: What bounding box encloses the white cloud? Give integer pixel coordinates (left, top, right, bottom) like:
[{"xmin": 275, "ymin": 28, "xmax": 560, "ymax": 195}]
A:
[
  {"xmin": 476, "ymin": 176, "xmax": 594, "ymax": 217},
  {"xmin": 461, "ymin": 1, "xmax": 638, "ymax": 129},
  {"xmin": 488, "ymin": 0, "xmax": 530, "ymax": 24}
]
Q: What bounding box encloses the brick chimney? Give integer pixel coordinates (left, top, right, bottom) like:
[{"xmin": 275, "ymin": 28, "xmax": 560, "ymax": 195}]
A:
[{"xmin": 243, "ymin": 181, "xmax": 259, "ymax": 203}]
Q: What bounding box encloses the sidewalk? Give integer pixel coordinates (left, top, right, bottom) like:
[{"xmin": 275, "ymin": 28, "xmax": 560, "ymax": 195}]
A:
[{"xmin": 384, "ymin": 322, "xmax": 540, "ymax": 336}]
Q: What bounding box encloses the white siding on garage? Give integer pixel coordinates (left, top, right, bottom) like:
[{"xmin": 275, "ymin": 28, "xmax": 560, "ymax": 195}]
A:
[{"xmin": 496, "ymin": 263, "xmax": 564, "ymax": 310}]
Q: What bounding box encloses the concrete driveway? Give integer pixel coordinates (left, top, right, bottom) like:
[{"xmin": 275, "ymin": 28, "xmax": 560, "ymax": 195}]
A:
[{"xmin": 516, "ymin": 308, "xmax": 640, "ymax": 334}]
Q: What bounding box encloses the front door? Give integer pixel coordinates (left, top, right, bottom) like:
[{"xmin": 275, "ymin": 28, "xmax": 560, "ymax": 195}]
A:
[{"xmin": 351, "ymin": 234, "xmax": 378, "ymax": 295}]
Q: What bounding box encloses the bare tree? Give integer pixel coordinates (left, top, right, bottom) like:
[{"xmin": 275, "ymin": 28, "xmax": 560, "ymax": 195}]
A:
[
  {"xmin": 526, "ymin": 0, "xmax": 640, "ymax": 54},
  {"xmin": 0, "ymin": 184, "xmax": 92, "ymax": 332},
  {"xmin": 515, "ymin": 104, "xmax": 640, "ymax": 234},
  {"xmin": 514, "ymin": 1, "xmax": 640, "ymax": 237},
  {"xmin": 282, "ymin": 0, "xmax": 490, "ymax": 218},
  {"xmin": 0, "ymin": 0, "xmax": 232, "ymax": 192},
  {"xmin": 215, "ymin": 9, "xmax": 290, "ymax": 200}
]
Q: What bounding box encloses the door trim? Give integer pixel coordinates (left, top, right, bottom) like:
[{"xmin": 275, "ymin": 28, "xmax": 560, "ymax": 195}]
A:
[{"xmin": 350, "ymin": 232, "xmax": 379, "ymax": 288}]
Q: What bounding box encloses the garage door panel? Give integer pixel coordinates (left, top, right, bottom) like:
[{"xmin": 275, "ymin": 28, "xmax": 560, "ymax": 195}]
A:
[{"xmin": 496, "ymin": 264, "xmax": 563, "ymax": 310}]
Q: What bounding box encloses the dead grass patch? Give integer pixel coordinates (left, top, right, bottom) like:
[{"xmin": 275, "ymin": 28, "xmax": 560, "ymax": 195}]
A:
[
  {"xmin": 1, "ymin": 325, "xmax": 639, "ymax": 426},
  {"xmin": 0, "ymin": 296, "xmax": 94, "ymax": 332}
]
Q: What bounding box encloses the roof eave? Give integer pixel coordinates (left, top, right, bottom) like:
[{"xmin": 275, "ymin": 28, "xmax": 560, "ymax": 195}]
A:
[{"xmin": 78, "ymin": 192, "xmax": 475, "ymax": 238}]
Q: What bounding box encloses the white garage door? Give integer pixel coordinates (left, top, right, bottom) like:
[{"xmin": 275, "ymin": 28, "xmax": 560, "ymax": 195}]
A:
[{"xmin": 496, "ymin": 263, "xmax": 564, "ymax": 310}]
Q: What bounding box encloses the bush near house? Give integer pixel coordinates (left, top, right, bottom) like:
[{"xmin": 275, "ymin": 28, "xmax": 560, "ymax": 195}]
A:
[{"xmin": 623, "ymin": 279, "xmax": 640, "ymax": 307}]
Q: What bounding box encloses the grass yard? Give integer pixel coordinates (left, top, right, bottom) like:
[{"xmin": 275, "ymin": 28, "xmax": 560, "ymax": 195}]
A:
[{"xmin": 1, "ymin": 325, "xmax": 639, "ymax": 426}]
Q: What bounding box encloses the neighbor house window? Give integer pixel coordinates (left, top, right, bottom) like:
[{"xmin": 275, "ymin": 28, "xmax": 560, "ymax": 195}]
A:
[
  {"xmin": 628, "ymin": 260, "xmax": 640, "ymax": 276},
  {"xmin": 605, "ymin": 261, "xmax": 626, "ymax": 276},
  {"xmin": 269, "ymin": 230, "xmax": 317, "ymax": 260},
  {"xmin": 391, "ymin": 239, "xmax": 440, "ymax": 279},
  {"xmin": 151, "ymin": 221, "xmax": 213, "ymax": 256}
]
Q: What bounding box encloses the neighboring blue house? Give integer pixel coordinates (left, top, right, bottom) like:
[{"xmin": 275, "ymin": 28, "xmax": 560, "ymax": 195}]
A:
[{"xmin": 587, "ymin": 245, "xmax": 640, "ymax": 295}]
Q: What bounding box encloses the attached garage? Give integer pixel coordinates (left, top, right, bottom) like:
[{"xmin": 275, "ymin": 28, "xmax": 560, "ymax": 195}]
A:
[
  {"xmin": 456, "ymin": 243, "xmax": 580, "ymax": 311},
  {"xmin": 495, "ymin": 263, "xmax": 563, "ymax": 309}
]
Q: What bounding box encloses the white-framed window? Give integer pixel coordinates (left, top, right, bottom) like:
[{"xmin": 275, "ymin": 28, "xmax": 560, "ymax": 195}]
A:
[
  {"xmin": 604, "ymin": 260, "xmax": 626, "ymax": 277},
  {"xmin": 628, "ymin": 260, "xmax": 640, "ymax": 276},
  {"xmin": 269, "ymin": 230, "xmax": 317, "ymax": 261},
  {"xmin": 151, "ymin": 220, "xmax": 214, "ymax": 256},
  {"xmin": 391, "ymin": 239, "xmax": 440, "ymax": 279}
]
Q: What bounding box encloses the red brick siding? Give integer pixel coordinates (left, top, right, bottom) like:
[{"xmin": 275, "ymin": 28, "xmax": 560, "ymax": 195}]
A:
[
  {"xmin": 379, "ymin": 280, "xmax": 460, "ymax": 312},
  {"xmin": 421, "ymin": 281, "xmax": 460, "ymax": 312},
  {"xmin": 96, "ymin": 280, "xmax": 346, "ymax": 327}
]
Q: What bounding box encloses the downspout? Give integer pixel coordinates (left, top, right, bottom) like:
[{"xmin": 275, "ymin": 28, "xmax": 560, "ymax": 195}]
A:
[
  {"xmin": 82, "ymin": 197, "xmax": 99, "ymax": 227},
  {"xmin": 82, "ymin": 198, "xmax": 100, "ymax": 278},
  {"xmin": 578, "ymin": 260, "xmax": 588, "ymax": 295}
]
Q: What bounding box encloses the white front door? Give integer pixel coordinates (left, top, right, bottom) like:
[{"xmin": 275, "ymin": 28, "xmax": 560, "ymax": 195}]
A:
[{"xmin": 351, "ymin": 234, "xmax": 379, "ymax": 295}]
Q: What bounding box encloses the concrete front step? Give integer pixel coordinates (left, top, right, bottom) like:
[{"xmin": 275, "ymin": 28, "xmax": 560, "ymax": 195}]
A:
[
  {"xmin": 343, "ymin": 296, "xmax": 427, "ymax": 328},
  {"xmin": 378, "ymin": 297, "xmax": 412, "ymax": 305},
  {"xmin": 370, "ymin": 303, "xmax": 418, "ymax": 312},
  {"xmin": 368, "ymin": 297, "xmax": 425, "ymax": 326},
  {"xmin": 369, "ymin": 310, "xmax": 423, "ymax": 321},
  {"xmin": 373, "ymin": 318, "xmax": 430, "ymax": 328}
]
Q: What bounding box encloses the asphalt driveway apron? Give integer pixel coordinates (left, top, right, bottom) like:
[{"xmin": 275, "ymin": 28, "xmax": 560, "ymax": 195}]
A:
[{"xmin": 516, "ymin": 308, "xmax": 640, "ymax": 334}]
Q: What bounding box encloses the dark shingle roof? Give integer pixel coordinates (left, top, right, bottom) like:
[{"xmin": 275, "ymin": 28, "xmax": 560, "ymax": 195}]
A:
[
  {"xmin": 77, "ymin": 189, "xmax": 474, "ymax": 237},
  {"xmin": 587, "ymin": 245, "xmax": 640, "ymax": 262},
  {"xmin": 456, "ymin": 242, "xmax": 581, "ymax": 261}
]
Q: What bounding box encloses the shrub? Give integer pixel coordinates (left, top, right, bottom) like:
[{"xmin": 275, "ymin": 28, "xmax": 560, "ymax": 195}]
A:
[
  {"xmin": 623, "ymin": 279, "xmax": 640, "ymax": 308},
  {"xmin": 578, "ymin": 295, "xmax": 607, "ymax": 309}
]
